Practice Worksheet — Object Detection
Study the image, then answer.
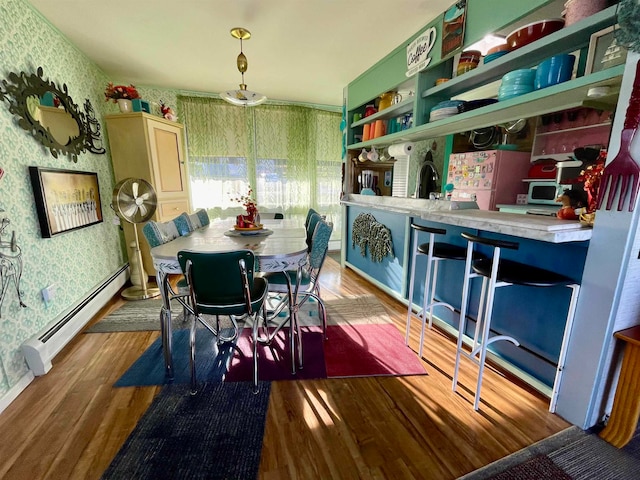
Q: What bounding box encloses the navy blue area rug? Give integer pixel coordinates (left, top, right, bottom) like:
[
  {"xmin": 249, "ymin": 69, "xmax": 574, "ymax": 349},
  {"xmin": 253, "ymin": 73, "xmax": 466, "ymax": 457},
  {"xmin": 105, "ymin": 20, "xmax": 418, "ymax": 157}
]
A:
[
  {"xmin": 101, "ymin": 381, "xmax": 271, "ymax": 480},
  {"xmin": 115, "ymin": 329, "xmax": 233, "ymax": 387}
]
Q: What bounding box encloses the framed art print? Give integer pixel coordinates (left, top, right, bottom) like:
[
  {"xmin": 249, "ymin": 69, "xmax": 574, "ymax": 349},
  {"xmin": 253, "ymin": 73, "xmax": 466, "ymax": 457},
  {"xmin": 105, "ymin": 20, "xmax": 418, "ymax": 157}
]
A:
[
  {"xmin": 585, "ymin": 25, "xmax": 627, "ymax": 75},
  {"xmin": 29, "ymin": 166, "xmax": 103, "ymax": 237}
]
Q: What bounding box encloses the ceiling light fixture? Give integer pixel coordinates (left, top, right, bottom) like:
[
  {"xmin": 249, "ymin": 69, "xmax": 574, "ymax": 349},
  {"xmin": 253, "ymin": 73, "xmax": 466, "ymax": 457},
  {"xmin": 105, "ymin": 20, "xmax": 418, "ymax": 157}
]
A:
[{"xmin": 220, "ymin": 27, "xmax": 267, "ymax": 107}]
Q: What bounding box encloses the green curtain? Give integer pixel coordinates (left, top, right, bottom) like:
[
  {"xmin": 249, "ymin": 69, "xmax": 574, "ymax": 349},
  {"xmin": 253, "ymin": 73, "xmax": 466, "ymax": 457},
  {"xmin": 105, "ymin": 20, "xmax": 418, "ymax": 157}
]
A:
[{"xmin": 179, "ymin": 96, "xmax": 342, "ymax": 233}]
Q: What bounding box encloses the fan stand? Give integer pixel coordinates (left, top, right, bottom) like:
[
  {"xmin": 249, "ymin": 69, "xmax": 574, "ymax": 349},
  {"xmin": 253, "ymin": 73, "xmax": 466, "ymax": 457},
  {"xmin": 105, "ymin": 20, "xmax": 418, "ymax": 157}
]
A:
[{"xmin": 121, "ymin": 223, "xmax": 160, "ymax": 300}]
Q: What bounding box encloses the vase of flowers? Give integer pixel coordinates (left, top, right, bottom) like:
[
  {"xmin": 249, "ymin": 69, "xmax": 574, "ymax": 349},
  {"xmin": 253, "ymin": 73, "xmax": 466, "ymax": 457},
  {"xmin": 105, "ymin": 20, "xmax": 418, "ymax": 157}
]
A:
[
  {"xmin": 104, "ymin": 83, "xmax": 140, "ymax": 113},
  {"xmin": 231, "ymin": 186, "xmax": 260, "ymax": 227}
]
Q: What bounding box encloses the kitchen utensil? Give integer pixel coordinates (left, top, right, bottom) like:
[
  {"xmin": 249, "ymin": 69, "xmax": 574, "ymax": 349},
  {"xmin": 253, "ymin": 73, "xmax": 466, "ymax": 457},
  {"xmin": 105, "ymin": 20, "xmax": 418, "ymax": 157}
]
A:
[{"xmin": 596, "ymin": 60, "xmax": 640, "ymax": 212}]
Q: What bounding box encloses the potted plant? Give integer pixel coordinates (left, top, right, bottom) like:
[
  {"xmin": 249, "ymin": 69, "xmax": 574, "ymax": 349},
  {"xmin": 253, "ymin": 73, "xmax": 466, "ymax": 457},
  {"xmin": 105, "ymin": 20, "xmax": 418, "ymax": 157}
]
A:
[{"xmin": 104, "ymin": 82, "xmax": 140, "ymax": 113}]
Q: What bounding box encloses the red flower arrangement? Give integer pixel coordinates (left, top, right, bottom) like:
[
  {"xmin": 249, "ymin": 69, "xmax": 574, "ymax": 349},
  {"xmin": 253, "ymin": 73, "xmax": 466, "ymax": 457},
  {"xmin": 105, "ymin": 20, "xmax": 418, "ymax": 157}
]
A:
[
  {"xmin": 104, "ymin": 83, "xmax": 140, "ymax": 103},
  {"xmin": 578, "ymin": 149, "xmax": 607, "ymax": 214},
  {"xmin": 231, "ymin": 186, "xmax": 259, "ymax": 227}
]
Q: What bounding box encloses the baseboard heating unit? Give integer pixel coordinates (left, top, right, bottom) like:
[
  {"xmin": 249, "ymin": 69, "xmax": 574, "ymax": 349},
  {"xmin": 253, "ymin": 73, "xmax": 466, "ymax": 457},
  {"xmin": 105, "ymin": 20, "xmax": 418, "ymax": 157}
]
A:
[{"xmin": 22, "ymin": 265, "xmax": 129, "ymax": 375}]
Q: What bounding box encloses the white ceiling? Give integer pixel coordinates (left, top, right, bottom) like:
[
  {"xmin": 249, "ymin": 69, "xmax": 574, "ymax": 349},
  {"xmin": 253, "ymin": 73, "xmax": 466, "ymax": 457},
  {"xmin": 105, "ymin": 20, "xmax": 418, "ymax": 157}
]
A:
[{"xmin": 26, "ymin": 0, "xmax": 458, "ymax": 107}]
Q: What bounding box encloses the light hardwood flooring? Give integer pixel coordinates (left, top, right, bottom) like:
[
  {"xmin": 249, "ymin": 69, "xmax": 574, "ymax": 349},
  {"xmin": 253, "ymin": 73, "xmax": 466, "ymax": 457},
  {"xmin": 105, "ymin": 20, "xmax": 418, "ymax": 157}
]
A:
[{"xmin": 0, "ymin": 257, "xmax": 569, "ymax": 479}]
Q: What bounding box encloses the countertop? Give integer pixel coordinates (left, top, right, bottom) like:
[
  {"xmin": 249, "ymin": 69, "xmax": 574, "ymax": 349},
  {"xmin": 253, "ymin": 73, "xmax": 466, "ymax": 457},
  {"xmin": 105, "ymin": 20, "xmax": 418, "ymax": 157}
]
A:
[{"xmin": 342, "ymin": 194, "xmax": 592, "ymax": 243}]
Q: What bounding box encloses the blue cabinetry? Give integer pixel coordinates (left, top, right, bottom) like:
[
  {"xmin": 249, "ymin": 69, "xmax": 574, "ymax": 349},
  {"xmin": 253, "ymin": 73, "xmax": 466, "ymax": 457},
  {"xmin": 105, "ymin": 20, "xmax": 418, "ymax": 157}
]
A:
[{"xmin": 345, "ymin": 203, "xmax": 590, "ymax": 390}]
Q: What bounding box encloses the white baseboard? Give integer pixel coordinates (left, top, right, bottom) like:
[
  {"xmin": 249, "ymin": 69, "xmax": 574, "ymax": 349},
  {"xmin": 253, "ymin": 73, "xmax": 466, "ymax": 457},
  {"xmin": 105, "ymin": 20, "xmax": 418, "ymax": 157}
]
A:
[
  {"xmin": 0, "ymin": 371, "xmax": 34, "ymax": 415},
  {"xmin": 21, "ymin": 265, "xmax": 129, "ymax": 376}
]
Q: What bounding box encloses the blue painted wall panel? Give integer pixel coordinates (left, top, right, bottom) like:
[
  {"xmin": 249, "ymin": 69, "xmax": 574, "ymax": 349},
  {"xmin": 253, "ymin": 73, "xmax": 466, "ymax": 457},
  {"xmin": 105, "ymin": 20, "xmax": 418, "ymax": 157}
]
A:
[{"xmin": 345, "ymin": 206, "xmax": 407, "ymax": 295}]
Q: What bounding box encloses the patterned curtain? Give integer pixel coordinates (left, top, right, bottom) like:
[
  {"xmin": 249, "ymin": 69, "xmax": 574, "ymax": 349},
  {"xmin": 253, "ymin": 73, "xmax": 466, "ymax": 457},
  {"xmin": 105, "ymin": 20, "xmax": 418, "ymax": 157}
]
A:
[{"xmin": 179, "ymin": 96, "xmax": 342, "ymax": 235}]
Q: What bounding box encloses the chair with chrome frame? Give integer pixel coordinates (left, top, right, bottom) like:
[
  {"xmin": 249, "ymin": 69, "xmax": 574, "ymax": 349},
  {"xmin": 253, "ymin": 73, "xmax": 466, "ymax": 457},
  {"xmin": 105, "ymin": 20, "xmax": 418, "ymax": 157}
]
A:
[
  {"xmin": 177, "ymin": 249, "xmax": 268, "ymax": 393},
  {"xmin": 305, "ymin": 211, "xmax": 323, "ymax": 252},
  {"xmin": 142, "ymin": 214, "xmax": 193, "ymax": 323},
  {"xmin": 262, "ymin": 219, "xmax": 333, "ymax": 371}
]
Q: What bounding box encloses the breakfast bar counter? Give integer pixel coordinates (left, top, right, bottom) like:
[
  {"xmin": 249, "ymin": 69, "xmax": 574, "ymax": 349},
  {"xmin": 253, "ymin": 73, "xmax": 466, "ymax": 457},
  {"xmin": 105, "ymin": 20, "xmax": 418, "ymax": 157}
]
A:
[
  {"xmin": 341, "ymin": 194, "xmax": 592, "ymax": 243},
  {"xmin": 341, "ymin": 194, "xmax": 591, "ymax": 397}
]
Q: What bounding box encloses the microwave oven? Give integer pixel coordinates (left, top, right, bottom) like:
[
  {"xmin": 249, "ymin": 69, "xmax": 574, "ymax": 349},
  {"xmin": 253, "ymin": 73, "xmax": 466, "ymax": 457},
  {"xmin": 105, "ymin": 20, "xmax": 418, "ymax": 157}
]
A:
[{"xmin": 527, "ymin": 181, "xmax": 568, "ymax": 205}]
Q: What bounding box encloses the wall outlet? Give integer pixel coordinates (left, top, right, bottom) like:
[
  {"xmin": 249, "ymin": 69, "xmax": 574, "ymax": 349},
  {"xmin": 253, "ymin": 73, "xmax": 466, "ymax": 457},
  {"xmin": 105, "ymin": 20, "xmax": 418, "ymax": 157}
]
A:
[{"xmin": 41, "ymin": 284, "xmax": 55, "ymax": 305}]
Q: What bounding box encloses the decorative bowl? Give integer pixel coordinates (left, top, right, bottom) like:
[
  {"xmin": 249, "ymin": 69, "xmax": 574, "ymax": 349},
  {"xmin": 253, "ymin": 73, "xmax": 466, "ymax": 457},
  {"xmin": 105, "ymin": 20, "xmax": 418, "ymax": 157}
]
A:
[
  {"xmin": 234, "ymin": 224, "xmax": 264, "ymax": 231},
  {"xmin": 486, "ymin": 43, "xmax": 509, "ymax": 56},
  {"xmin": 534, "ymin": 54, "xmax": 576, "ymax": 89},
  {"xmin": 506, "ymin": 18, "xmax": 565, "ymax": 51},
  {"xmin": 501, "ymin": 68, "xmax": 536, "ymax": 84},
  {"xmin": 484, "ymin": 51, "xmax": 509, "ymax": 64}
]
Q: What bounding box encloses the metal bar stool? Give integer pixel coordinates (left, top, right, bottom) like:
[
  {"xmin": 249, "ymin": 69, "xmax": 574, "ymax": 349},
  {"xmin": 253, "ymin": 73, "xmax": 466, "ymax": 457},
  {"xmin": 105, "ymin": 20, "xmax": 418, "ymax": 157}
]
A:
[
  {"xmin": 405, "ymin": 223, "xmax": 465, "ymax": 358},
  {"xmin": 452, "ymin": 232, "xmax": 580, "ymax": 412}
]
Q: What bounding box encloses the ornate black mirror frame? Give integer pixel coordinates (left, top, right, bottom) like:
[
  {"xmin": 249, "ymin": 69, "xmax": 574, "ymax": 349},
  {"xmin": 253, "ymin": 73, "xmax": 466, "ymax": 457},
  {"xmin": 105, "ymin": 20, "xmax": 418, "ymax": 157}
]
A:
[{"xmin": 0, "ymin": 67, "xmax": 92, "ymax": 162}]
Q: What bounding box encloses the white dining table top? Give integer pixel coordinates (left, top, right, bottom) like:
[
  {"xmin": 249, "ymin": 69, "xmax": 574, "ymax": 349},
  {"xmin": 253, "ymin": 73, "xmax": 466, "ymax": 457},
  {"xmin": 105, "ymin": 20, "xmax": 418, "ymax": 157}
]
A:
[{"xmin": 150, "ymin": 218, "xmax": 308, "ymax": 270}]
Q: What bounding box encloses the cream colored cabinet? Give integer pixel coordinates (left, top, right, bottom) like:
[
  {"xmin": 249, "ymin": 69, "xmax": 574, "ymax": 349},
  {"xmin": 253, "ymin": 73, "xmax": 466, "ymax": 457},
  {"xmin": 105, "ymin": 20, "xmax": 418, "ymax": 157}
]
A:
[{"xmin": 105, "ymin": 112, "xmax": 191, "ymax": 276}]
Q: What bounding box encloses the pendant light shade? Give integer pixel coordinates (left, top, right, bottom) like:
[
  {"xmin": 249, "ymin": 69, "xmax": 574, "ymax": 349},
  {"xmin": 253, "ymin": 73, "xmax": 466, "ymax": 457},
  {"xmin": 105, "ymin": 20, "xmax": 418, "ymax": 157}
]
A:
[{"xmin": 220, "ymin": 27, "xmax": 267, "ymax": 107}]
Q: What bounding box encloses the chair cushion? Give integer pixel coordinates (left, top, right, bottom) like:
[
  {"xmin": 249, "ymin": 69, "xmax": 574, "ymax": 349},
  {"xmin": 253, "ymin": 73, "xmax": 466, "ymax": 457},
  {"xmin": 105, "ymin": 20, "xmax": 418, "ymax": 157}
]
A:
[
  {"xmin": 142, "ymin": 219, "xmax": 180, "ymax": 247},
  {"xmin": 472, "ymin": 258, "xmax": 575, "ymax": 287},
  {"xmin": 189, "ymin": 209, "xmax": 210, "ymax": 229},
  {"xmin": 173, "ymin": 212, "xmax": 194, "ymax": 236},
  {"xmin": 418, "ymin": 242, "xmax": 486, "ymax": 261}
]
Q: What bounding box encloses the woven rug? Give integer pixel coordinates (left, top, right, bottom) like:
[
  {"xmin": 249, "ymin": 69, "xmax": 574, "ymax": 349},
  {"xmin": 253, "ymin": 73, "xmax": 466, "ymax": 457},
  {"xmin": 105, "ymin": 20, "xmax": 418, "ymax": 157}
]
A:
[
  {"xmin": 101, "ymin": 381, "xmax": 271, "ymax": 480},
  {"xmin": 86, "ymin": 294, "xmax": 390, "ymax": 333},
  {"xmin": 114, "ymin": 295, "xmax": 426, "ymax": 387},
  {"xmin": 459, "ymin": 425, "xmax": 640, "ymax": 480}
]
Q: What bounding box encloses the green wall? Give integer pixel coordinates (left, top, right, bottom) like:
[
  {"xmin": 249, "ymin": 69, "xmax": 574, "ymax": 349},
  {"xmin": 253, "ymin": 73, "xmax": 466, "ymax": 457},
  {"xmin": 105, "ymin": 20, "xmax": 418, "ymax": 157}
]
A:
[
  {"xmin": 347, "ymin": 0, "xmax": 553, "ymax": 110},
  {"xmin": 0, "ymin": 0, "xmax": 183, "ymax": 400}
]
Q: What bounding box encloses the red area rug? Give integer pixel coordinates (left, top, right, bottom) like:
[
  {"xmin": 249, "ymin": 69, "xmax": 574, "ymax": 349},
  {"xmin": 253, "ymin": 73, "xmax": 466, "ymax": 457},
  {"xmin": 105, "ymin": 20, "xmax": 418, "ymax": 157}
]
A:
[{"xmin": 225, "ymin": 323, "xmax": 426, "ymax": 382}]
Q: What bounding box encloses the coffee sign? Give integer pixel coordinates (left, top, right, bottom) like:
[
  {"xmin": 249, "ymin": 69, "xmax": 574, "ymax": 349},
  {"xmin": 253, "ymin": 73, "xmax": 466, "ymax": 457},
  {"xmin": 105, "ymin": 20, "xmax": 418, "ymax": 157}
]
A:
[{"xmin": 406, "ymin": 27, "xmax": 437, "ymax": 77}]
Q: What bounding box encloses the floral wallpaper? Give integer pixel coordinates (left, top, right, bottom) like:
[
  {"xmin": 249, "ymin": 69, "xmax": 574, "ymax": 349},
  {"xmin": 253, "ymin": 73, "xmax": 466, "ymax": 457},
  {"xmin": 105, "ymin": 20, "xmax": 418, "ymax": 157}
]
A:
[{"xmin": 0, "ymin": 0, "xmax": 127, "ymax": 399}]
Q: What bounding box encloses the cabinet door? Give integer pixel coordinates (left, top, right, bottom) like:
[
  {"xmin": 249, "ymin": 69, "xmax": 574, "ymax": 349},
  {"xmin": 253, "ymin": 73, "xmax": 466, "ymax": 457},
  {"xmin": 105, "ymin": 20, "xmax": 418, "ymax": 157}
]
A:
[{"xmin": 146, "ymin": 120, "xmax": 187, "ymax": 197}]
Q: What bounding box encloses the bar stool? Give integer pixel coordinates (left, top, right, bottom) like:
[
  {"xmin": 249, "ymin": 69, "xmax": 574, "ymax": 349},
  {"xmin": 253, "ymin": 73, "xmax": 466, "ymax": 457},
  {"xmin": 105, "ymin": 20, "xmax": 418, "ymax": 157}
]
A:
[
  {"xmin": 405, "ymin": 223, "xmax": 484, "ymax": 358},
  {"xmin": 452, "ymin": 232, "xmax": 580, "ymax": 412}
]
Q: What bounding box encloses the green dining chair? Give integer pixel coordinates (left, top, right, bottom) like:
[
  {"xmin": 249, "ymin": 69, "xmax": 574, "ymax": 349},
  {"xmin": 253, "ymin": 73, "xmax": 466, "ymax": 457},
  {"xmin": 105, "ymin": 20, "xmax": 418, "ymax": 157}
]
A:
[
  {"xmin": 177, "ymin": 249, "xmax": 268, "ymax": 393},
  {"xmin": 262, "ymin": 219, "xmax": 333, "ymax": 371}
]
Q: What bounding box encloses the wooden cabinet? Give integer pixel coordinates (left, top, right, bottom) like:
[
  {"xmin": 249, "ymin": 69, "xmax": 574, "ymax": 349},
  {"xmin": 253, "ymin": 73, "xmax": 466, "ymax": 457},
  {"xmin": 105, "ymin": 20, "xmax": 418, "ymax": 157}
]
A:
[{"xmin": 105, "ymin": 112, "xmax": 191, "ymax": 275}]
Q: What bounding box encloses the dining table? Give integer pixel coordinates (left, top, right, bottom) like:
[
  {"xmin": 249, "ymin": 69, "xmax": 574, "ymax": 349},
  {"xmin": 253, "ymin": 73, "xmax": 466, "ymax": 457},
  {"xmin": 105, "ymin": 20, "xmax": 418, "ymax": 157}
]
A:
[{"xmin": 150, "ymin": 218, "xmax": 309, "ymax": 379}]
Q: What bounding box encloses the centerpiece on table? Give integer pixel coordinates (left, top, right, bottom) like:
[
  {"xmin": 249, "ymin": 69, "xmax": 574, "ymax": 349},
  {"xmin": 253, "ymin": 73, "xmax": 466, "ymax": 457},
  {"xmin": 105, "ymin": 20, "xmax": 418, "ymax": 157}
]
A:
[
  {"xmin": 231, "ymin": 186, "xmax": 261, "ymax": 229},
  {"xmin": 104, "ymin": 82, "xmax": 140, "ymax": 113}
]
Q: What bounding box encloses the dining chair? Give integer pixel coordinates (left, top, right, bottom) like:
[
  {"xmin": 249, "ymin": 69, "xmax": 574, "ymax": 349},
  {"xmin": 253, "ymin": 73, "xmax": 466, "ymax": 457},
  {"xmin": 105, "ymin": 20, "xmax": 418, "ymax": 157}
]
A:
[
  {"xmin": 305, "ymin": 211, "xmax": 323, "ymax": 252},
  {"xmin": 142, "ymin": 215, "xmax": 192, "ymax": 322},
  {"xmin": 177, "ymin": 249, "xmax": 268, "ymax": 393},
  {"xmin": 262, "ymin": 219, "xmax": 333, "ymax": 371}
]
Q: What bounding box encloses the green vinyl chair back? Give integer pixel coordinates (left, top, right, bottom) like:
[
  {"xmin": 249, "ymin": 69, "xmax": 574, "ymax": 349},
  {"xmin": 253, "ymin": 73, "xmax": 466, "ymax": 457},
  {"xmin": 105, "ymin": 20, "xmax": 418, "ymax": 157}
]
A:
[
  {"xmin": 177, "ymin": 249, "xmax": 267, "ymax": 392},
  {"xmin": 177, "ymin": 250, "xmax": 265, "ymax": 317}
]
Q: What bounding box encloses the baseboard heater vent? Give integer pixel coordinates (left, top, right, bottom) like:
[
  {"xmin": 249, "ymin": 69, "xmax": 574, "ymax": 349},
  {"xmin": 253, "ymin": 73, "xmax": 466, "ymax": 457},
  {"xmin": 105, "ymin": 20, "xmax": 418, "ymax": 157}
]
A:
[{"xmin": 22, "ymin": 265, "xmax": 129, "ymax": 375}]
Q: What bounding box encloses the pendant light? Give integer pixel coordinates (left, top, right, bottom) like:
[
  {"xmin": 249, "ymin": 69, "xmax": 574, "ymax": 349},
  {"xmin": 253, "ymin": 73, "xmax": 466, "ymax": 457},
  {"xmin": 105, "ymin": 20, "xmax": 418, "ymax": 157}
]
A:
[{"xmin": 220, "ymin": 27, "xmax": 267, "ymax": 106}]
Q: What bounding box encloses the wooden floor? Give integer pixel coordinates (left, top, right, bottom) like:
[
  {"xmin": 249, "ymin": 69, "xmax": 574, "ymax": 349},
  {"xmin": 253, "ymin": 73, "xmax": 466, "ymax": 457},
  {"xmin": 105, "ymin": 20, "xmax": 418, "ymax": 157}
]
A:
[{"xmin": 0, "ymin": 257, "xmax": 569, "ymax": 479}]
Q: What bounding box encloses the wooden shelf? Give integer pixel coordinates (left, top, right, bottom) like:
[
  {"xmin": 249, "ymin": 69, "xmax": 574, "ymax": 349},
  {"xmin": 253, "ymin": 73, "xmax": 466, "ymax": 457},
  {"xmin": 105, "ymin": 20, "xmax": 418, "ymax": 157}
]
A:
[
  {"xmin": 347, "ymin": 65, "xmax": 623, "ymax": 150},
  {"xmin": 351, "ymin": 97, "xmax": 414, "ymax": 127},
  {"xmin": 420, "ymin": 5, "xmax": 618, "ymax": 102}
]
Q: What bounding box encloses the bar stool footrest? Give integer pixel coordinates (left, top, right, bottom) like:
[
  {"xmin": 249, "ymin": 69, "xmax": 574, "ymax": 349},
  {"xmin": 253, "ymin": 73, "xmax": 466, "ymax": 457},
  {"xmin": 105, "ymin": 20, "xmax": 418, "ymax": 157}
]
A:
[{"xmin": 469, "ymin": 335, "xmax": 520, "ymax": 357}]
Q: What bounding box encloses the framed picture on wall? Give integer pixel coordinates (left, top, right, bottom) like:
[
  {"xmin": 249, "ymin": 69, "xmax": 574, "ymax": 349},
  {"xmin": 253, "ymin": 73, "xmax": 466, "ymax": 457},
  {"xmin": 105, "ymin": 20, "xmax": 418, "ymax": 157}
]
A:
[
  {"xmin": 585, "ymin": 25, "xmax": 627, "ymax": 75},
  {"xmin": 29, "ymin": 167, "xmax": 103, "ymax": 238}
]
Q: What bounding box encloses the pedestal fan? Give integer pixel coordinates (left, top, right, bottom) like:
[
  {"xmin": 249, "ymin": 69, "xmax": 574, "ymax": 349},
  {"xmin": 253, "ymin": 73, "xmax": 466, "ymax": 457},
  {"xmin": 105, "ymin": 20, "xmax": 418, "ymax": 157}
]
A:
[{"xmin": 112, "ymin": 178, "xmax": 160, "ymax": 300}]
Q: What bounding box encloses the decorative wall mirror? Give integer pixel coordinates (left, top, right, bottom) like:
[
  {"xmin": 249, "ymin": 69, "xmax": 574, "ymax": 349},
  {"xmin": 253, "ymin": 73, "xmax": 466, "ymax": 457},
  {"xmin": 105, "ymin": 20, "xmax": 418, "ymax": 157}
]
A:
[{"xmin": 0, "ymin": 67, "xmax": 104, "ymax": 162}]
